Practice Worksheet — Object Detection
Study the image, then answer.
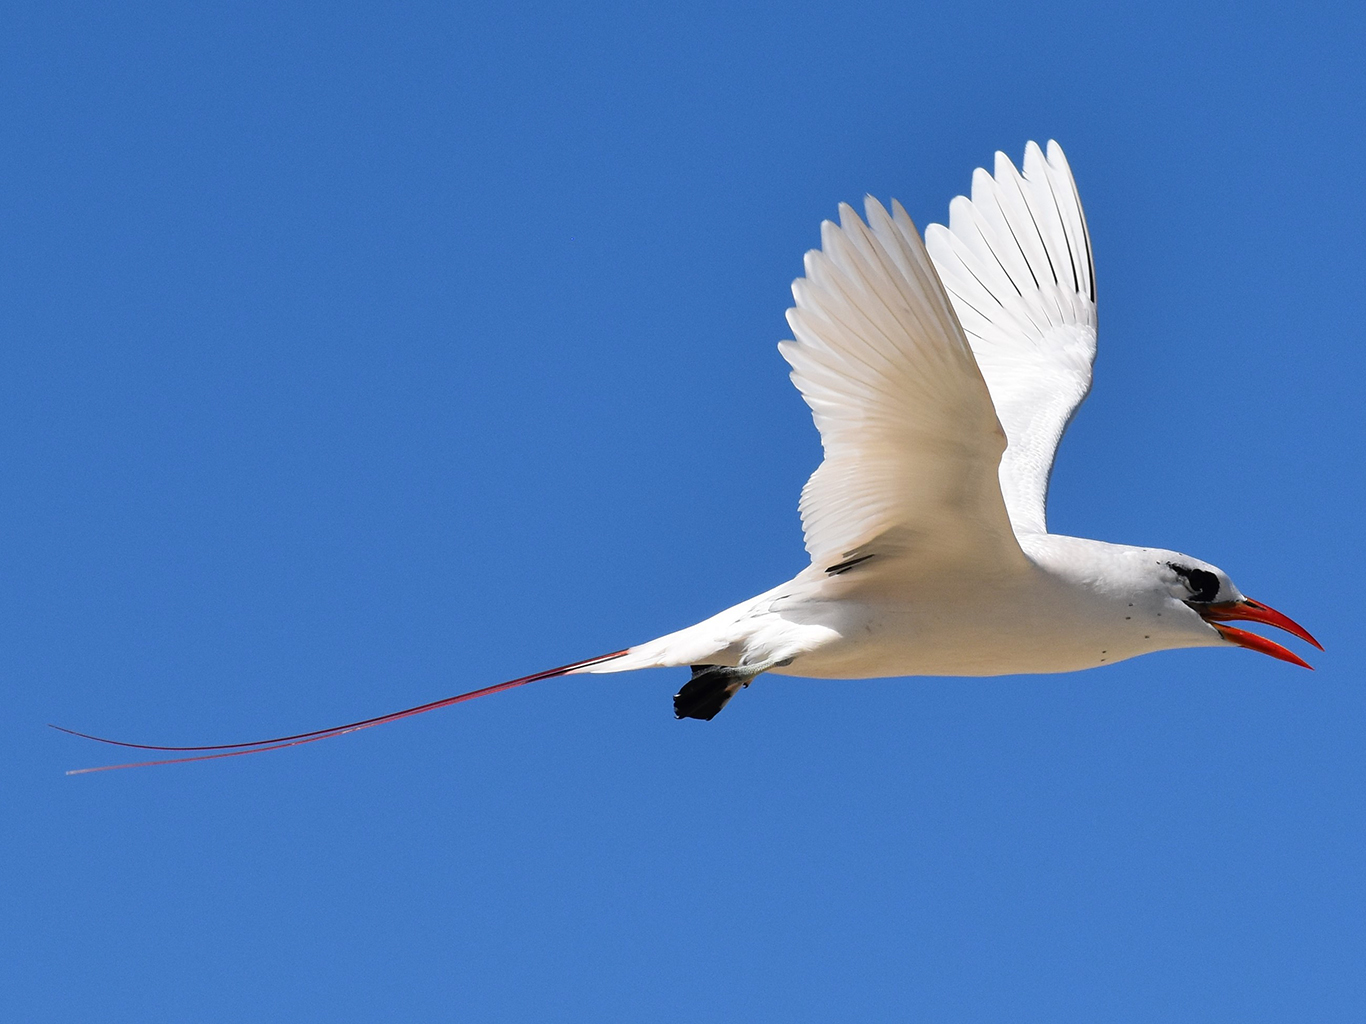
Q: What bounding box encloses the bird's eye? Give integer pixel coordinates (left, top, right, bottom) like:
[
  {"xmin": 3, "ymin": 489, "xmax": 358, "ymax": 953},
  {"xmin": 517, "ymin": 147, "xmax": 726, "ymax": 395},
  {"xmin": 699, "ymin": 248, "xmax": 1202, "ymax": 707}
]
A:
[{"xmin": 1167, "ymin": 562, "xmax": 1220, "ymax": 603}]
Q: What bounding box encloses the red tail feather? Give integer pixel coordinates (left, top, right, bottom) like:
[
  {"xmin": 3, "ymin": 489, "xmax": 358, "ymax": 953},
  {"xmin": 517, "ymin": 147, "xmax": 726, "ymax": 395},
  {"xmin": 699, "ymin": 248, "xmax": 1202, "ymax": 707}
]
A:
[{"xmin": 53, "ymin": 650, "xmax": 630, "ymax": 775}]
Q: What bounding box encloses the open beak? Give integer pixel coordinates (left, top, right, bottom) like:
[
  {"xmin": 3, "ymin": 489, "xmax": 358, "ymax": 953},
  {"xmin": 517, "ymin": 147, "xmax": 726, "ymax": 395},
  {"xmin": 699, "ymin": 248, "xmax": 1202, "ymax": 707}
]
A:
[{"xmin": 1193, "ymin": 598, "xmax": 1322, "ymax": 670}]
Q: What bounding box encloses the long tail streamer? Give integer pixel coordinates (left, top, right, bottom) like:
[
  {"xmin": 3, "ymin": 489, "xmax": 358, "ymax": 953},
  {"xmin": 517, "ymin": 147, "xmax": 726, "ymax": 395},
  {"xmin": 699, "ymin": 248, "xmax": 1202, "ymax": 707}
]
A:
[{"xmin": 51, "ymin": 650, "xmax": 630, "ymax": 775}]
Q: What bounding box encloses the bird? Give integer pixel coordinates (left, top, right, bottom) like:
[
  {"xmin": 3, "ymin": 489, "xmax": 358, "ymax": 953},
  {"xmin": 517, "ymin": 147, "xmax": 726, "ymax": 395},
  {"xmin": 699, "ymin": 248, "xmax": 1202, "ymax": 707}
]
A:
[{"xmin": 56, "ymin": 140, "xmax": 1319, "ymax": 772}]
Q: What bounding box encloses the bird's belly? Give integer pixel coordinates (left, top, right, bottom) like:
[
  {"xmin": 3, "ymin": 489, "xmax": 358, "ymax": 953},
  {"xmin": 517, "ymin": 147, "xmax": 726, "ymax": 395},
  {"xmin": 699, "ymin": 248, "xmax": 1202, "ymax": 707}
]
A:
[{"xmin": 767, "ymin": 595, "xmax": 1150, "ymax": 680}]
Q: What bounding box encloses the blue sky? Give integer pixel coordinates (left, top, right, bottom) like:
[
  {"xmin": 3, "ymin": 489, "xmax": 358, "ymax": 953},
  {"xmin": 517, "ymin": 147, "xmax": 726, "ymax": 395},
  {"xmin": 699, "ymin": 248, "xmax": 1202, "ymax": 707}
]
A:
[{"xmin": 4, "ymin": 1, "xmax": 1363, "ymax": 1020}]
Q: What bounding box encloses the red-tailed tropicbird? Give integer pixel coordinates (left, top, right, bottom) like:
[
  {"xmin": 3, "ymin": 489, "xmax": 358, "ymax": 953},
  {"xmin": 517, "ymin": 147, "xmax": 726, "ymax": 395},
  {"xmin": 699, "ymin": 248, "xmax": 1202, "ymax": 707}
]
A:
[{"xmin": 57, "ymin": 141, "xmax": 1319, "ymax": 772}]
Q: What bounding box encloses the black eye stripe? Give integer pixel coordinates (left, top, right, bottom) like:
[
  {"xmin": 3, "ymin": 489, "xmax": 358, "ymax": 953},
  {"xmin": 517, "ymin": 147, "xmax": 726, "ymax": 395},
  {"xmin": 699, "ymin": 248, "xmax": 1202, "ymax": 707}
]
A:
[{"xmin": 1168, "ymin": 562, "xmax": 1220, "ymax": 603}]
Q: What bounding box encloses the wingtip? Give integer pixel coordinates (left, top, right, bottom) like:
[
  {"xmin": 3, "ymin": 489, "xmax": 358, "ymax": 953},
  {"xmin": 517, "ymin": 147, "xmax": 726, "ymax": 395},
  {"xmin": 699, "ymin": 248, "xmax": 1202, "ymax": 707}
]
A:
[
  {"xmin": 887, "ymin": 197, "xmax": 917, "ymax": 234},
  {"xmin": 993, "ymin": 149, "xmax": 1022, "ymax": 182}
]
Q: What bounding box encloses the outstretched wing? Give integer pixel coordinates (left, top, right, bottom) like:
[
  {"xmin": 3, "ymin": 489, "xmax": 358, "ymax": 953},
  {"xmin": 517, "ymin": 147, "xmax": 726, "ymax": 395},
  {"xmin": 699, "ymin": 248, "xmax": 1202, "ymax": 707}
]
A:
[
  {"xmin": 925, "ymin": 140, "xmax": 1097, "ymax": 536},
  {"xmin": 780, "ymin": 197, "xmax": 1026, "ymax": 575}
]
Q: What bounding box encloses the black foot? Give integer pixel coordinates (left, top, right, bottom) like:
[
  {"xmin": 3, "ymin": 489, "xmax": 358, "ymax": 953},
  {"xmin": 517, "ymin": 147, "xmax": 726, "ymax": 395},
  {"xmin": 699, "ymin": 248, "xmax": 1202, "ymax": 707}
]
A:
[{"xmin": 674, "ymin": 665, "xmax": 756, "ymax": 721}]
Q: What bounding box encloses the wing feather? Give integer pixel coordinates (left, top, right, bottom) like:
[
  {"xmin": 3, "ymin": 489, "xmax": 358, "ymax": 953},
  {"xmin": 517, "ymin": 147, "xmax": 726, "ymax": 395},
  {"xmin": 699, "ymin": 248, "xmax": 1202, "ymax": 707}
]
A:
[
  {"xmin": 780, "ymin": 198, "xmax": 1024, "ymax": 572},
  {"xmin": 925, "ymin": 140, "xmax": 1098, "ymax": 536}
]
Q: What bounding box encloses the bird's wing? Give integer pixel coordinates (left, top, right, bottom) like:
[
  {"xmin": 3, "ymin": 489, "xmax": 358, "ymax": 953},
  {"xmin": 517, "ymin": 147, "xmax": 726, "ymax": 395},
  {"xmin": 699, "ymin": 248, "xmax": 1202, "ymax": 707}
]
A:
[
  {"xmin": 780, "ymin": 197, "xmax": 1027, "ymax": 574},
  {"xmin": 924, "ymin": 140, "xmax": 1097, "ymax": 536}
]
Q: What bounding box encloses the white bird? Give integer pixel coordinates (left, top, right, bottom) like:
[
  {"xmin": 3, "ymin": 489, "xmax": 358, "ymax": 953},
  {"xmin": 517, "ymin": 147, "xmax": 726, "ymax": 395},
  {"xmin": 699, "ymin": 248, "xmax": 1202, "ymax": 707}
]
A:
[{"xmin": 58, "ymin": 140, "xmax": 1319, "ymax": 771}]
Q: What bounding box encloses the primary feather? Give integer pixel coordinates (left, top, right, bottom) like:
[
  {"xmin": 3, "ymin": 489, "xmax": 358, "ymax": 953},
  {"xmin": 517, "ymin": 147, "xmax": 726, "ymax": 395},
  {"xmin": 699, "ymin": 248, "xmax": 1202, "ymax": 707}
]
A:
[
  {"xmin": 924, "ymin": 140, "xmax": 1097, "ymax": 536},
  {"xmin": 780, "ymin": 198, "xmax": 1022, "ymax": 574}
]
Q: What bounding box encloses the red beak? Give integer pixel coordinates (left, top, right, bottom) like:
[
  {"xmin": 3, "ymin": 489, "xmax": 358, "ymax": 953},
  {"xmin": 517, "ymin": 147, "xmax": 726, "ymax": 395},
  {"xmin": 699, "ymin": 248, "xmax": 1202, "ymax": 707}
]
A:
[{"xmin": 1195, "ymin": 598, "xmax": 1321, "ymax": 670}]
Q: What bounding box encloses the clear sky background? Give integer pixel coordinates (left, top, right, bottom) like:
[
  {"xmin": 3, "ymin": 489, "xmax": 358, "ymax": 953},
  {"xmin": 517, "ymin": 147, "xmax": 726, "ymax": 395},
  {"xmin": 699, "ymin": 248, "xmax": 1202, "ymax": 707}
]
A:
[{"xmin": 3, "ymin": 1, "xmax": 1362, "ymax": 1021}]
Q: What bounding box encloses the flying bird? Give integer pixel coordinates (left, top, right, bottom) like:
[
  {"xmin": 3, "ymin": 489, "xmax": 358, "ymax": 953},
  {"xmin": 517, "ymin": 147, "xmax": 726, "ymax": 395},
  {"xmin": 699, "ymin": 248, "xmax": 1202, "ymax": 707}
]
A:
[{"xmin": 57, "ymin": 140, "xmax": 1319, "ymax": 772}]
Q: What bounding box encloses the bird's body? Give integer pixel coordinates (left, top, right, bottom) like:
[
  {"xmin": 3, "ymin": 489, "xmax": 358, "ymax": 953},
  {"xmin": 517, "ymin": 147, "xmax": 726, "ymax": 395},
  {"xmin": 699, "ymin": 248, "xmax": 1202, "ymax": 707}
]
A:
[
  {"xmin": 586, "ymin": 537, "xmax": 1237, "ymax": 682},
  {"xmin": 569, "ymin": 139, "xmax": 1317, "ymax": 718},
  {"xmin": 58, "ymin": 140, "xmax": 1318, "ymax": 769}
]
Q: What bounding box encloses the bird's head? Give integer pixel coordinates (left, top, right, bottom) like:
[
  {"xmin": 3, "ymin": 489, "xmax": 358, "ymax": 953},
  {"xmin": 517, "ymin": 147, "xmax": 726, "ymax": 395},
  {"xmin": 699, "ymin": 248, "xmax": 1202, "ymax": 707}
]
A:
[{"xmin": 1152, "ymin": 554, "xmax": 1320, "ymax": 668}]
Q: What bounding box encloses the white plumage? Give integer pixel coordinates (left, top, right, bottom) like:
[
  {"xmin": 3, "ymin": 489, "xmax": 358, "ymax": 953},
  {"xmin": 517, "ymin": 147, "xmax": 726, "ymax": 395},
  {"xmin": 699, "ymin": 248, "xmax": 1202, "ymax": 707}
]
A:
[
  {"xmin": 59, "ymin": 141, "xmax": 1319, "ymax": 770},
  {"xmin": 578, "ymin": 140, "xmax": 1316, "ymax": 719},
  {"xmin": 926, "ymin": 142, "xmax": 1096, "ymax": 537}
]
